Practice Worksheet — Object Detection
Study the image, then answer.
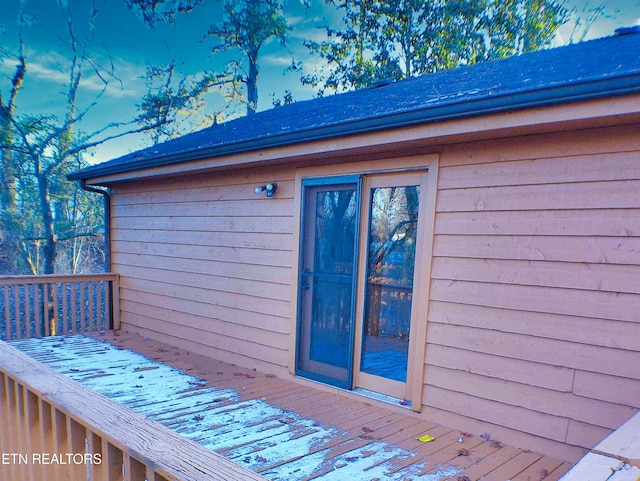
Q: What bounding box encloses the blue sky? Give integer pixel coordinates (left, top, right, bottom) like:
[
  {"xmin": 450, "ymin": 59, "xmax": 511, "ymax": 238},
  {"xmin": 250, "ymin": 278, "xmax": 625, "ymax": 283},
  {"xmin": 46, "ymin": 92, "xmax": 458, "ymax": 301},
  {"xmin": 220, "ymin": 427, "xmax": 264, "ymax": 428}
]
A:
[{"xmin": 1, "ymin": 0, "xmax": 639, "ymax": 164}]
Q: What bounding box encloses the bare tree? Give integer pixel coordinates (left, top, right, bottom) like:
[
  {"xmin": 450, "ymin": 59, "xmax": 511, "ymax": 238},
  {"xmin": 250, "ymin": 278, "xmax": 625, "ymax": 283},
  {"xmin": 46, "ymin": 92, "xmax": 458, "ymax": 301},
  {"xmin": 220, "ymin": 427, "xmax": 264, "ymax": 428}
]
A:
[
  {"xmin": 124, "ymin": 0, "xmax": 202, "ymax": 26},
  {"xmin": 0, "ymin": 3, "xmax": 27, "ymax": 273},
  {"xmin": 1, "ymin": 0, "xmax": 164, "ymax": 275},
  {"xmin": 137, "ymin": 61, "xmax": 233, "ymax": 144},
  {"xmin": 566, "ymin": 1, "xmax": 609, "ymax": 43}
]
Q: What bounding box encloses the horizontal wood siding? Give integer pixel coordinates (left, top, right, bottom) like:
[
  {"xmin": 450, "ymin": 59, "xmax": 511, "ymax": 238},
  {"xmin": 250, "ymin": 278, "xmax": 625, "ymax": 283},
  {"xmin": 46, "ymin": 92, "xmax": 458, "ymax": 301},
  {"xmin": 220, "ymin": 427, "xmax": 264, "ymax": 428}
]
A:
[
  {"xmin": 425, "ymin": 124, "xmax": 640, "ymax": 461},
  {"xmin": 111, "ymin": 166, "xmax": 294, "ymax": 375},
  {"xmin": 107, "ymin": 123, "xmax": 639, "ymax": 463}
]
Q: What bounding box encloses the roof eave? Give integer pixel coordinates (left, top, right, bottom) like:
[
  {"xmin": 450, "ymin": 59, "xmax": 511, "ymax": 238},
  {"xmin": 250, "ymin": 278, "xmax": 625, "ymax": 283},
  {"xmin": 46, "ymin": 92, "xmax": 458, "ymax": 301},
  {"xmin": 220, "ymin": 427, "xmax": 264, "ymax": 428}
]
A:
[{"xmin": 68, "ymin": 73, "xmax": 640, "ymax": 182}]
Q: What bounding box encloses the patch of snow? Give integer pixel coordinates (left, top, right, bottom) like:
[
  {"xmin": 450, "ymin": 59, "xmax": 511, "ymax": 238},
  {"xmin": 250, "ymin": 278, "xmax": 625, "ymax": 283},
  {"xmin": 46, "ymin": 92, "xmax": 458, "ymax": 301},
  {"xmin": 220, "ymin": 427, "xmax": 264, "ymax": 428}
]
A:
[{"xmin": 11, "ymin": 335, "xmax": 461, "ymax": 481}]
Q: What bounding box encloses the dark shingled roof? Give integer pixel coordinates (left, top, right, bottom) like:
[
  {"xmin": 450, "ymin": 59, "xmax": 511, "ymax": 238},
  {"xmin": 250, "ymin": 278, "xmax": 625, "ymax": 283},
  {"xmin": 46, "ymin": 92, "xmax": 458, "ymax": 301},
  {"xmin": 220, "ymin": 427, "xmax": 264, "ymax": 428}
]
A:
[{"xmin": 69, "ymin": 28, "xmax": 640, "ymax": 181}]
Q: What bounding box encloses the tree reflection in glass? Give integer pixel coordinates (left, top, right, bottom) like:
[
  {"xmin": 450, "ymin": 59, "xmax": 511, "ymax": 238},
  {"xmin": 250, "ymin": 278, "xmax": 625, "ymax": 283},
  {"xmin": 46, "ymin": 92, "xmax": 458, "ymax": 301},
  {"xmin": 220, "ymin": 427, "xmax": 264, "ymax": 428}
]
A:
[
  {"xmin": 309, "ymin": 189, "xmax": 357, "ymax": 369},
  {"xmin": 361, "ymin": 185, "xmax": 419, "ymax": 382}
]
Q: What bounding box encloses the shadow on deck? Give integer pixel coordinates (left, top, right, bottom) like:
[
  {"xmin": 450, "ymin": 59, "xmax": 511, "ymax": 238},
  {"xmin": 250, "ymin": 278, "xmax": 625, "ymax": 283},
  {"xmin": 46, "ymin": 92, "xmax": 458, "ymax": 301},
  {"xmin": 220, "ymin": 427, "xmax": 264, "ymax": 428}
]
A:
[{"xmin": 9, "ymin": 331, "xmax": 572, "ymax": 481}]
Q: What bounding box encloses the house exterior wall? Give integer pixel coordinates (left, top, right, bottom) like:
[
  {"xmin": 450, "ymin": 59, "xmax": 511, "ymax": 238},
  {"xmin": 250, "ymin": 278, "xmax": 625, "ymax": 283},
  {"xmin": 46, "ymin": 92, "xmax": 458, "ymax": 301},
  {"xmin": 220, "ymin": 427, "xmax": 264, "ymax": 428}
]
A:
[
  {"xmin": 110, "ymin": 165, "xmax": 297, "ymax": 375},
  {"xmin": 426, "ymin": 123, "xmax": 640, "ymax": 461},
  {"xmin": 109, "ymin": 122, "xmax": 640, "ymax": 462}
]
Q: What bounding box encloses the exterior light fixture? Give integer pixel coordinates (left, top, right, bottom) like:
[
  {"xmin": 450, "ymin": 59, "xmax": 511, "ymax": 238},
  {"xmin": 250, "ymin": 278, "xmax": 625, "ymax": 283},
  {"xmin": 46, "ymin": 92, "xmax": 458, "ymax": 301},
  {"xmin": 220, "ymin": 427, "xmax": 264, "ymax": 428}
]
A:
[{"xmin": 255, "ymin": 183, "xmax": 278, "ymax": 197}]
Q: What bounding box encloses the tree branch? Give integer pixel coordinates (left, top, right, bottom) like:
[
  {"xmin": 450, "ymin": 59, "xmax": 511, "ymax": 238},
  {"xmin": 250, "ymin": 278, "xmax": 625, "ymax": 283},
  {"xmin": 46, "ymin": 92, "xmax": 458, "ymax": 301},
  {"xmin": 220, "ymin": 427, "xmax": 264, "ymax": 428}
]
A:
[
  {"xmin": 61, "ymin": 120, "xmax": 168, "ymax": 160},
  {"xmin": 22, "ymin": 232, "xmax": 100, "ymax": 243}
]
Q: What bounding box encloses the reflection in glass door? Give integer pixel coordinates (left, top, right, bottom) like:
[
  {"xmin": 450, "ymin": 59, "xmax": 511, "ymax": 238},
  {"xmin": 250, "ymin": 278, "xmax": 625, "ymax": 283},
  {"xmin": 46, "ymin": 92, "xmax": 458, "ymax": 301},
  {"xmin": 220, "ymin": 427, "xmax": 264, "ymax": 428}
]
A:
[
  {"xmin": 296, "ymin": 178, "xmax": 360, "ymax": 388},
  {"xmin": 360, "ymin": 183, "xmax": 419, "ymax": 387},
  {"xmin": 297, "ymin": 172, "xmax": 426, "ymax": 399}
]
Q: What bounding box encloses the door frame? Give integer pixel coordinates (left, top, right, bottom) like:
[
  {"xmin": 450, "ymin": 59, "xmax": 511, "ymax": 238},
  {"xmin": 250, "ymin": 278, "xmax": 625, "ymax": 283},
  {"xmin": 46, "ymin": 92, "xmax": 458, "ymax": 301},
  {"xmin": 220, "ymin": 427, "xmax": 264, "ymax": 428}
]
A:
[
  {"xmin": 290, "ymin": 155, "xmax": 439, "ymax": 412},
  {"xmin": 352, "ymin": 170, "xmax": 430, "ymax": 401}
]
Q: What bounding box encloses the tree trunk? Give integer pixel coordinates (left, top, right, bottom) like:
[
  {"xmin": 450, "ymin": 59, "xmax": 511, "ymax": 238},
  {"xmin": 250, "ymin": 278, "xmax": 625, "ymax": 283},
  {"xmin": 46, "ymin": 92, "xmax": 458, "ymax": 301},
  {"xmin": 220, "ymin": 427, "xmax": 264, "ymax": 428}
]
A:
[
  {"xmin": 1, "ymin": 101, "xmax": 20, "ymax": 273},
  {"xmin": 34, "ymin": 166, "xmax": 57, "ymax": 334},
  {"xmin": 0, "ymin": 149, "xmax": 19, "ymax": 273},
  {"xmin": 247, "ymin": 52, "xmax": 259, "ymax": 115},
  {"xmin": 36, "ymin": 168, "xmax": 57, "ymax": 275}
]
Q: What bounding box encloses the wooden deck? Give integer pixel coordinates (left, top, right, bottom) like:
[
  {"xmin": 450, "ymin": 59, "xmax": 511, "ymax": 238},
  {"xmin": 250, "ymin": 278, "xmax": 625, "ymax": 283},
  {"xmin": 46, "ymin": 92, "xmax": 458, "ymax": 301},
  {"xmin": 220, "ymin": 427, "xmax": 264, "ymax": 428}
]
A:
[{"xmin": 10, "ymin": 331, "xmax": 573, "ymax": 481}]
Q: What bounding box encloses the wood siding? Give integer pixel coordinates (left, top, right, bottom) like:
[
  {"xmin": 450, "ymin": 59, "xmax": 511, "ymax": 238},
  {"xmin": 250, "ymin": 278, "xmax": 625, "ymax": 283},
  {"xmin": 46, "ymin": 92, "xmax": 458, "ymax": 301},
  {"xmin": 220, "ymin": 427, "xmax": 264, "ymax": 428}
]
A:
[
  {"xmin": 426, "ymin": 124, "xmax": 640, "ymax": 462},
  {"xmin": 109, "ymin": 123, "xmax": 640, "ymax": 463},
  {"xmin": 111, "ymin": 166, "xmax": 295, "ymax": 375}
]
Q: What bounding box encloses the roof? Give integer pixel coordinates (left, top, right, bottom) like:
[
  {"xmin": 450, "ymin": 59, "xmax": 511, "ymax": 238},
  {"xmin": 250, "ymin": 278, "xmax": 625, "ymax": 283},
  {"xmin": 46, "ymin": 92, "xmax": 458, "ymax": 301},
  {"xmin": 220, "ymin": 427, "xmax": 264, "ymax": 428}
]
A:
[{"xmin": 69, "ymin": 28, "xmax": 640, "ymax": 182}]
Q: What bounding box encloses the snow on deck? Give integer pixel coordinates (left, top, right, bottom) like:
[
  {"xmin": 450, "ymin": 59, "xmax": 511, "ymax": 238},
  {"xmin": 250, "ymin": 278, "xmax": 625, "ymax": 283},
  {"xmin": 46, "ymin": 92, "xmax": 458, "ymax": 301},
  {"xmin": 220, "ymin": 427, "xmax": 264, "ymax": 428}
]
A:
[{"xmin": 11, "ymin": 335, "xmax": 461, "ymax": 481}]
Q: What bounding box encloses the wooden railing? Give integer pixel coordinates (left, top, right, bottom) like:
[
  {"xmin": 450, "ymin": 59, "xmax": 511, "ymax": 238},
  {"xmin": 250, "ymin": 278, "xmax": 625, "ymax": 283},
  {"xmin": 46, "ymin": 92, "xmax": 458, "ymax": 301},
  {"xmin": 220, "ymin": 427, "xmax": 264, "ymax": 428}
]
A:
[
  {"xmin": 0, "ymin": 273, "xmax": 120, "ymax": 341},
  {"xmin": 0, "ymin": 340, "xmax": 267, "ymax": 481},
  {"xmin": 366, "ymin": 280, "xmax": 412, "ymax": 337}
]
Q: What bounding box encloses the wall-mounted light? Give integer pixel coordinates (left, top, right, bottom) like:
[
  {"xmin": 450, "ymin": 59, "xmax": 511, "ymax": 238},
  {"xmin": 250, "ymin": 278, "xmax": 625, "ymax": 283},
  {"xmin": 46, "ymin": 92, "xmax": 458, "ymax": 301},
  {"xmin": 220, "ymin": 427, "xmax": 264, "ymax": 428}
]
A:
[{"xmin": 255, "ymin": 183, "xmax": 278, "ymax": 197}]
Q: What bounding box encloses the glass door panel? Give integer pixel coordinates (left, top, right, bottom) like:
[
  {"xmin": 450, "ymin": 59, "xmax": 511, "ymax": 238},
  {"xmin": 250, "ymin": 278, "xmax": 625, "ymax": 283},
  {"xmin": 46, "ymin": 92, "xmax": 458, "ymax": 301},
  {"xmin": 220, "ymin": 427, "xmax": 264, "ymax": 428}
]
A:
[
  {"xmin": 352, "ymin": 172, "xmax": 425, "ymax": 400},
  {"xmin": 296, "ymin": 180, "xmax": 360, "ymax": 388},
  {"xmin": 360, "ymin": 185, "xmax": 419, "ymax": 384}
]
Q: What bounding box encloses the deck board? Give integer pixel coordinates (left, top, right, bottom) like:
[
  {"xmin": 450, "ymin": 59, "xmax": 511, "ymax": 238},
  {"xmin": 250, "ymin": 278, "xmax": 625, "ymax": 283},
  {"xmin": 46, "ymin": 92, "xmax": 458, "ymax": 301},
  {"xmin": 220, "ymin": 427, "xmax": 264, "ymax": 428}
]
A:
[
  {"xmin": 10, "ymin": 331, "xmax": 571, "ymax": 481},
  {"xmin": 510, "ymin": 455, "xmax": 568, "ymax": 481},
  {"xmin": 450, "ymin": 445, "xmax": 523, "ymax": 480},
  {"xmin": 482, "ymin": 451, "xmax": 543, "ymax": 480}
]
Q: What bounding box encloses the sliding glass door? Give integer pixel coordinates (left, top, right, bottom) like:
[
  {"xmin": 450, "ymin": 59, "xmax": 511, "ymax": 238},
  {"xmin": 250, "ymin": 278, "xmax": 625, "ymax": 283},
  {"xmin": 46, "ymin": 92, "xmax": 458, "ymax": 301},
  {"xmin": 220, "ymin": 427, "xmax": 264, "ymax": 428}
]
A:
[{"xmin": 297, "ymin": 171, "xmax": 427, "ymax": 398}]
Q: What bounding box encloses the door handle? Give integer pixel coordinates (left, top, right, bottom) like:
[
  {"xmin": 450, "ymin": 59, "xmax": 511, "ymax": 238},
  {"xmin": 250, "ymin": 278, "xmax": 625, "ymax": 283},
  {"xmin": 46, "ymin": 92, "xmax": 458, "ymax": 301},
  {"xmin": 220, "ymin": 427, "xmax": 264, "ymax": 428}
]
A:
[{"xmin": 301, "ymin": 269, "xmax": 312, "ymax": 290}]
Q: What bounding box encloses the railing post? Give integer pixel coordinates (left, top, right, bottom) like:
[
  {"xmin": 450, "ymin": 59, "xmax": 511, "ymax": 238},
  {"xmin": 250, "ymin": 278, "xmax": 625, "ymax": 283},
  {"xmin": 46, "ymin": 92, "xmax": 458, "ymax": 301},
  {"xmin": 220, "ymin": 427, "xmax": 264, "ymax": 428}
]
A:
[
  {"xmin": 111, "ymin": 274, "xmax": 121, "ymax": 331},
  {"xmin": 38, "ymin": 283, "xmax": 53, "ymax": 337},
  {"xmin": 2, "ymin": 284, "xmax": 12, "ymax": 340},
  {"xmin": 48, "ymin": 282, "xmax": 58, "ymax": 336}
]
